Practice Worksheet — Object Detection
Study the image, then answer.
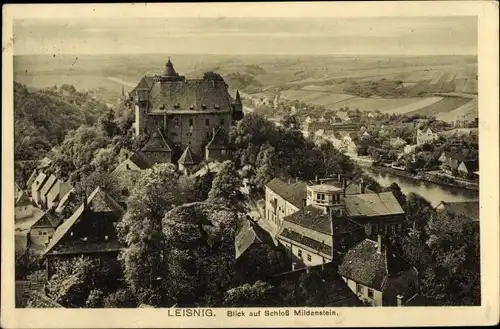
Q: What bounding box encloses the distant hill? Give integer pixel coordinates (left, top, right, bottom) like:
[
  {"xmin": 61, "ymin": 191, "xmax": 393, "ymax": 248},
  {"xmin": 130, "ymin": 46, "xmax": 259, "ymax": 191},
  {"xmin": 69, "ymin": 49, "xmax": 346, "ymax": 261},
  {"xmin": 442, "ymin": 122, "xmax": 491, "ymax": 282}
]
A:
[{"xmin": 14, "ymin": 82, "xmax": 108, "ymax": 161}]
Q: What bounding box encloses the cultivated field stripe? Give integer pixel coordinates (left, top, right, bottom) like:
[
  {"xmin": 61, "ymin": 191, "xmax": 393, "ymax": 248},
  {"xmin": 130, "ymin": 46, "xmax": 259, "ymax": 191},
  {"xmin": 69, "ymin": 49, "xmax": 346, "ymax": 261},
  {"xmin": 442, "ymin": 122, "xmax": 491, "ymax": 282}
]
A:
[{"xmin": 381, "ymin": 96, "xmax": 443, "ymax": 114}]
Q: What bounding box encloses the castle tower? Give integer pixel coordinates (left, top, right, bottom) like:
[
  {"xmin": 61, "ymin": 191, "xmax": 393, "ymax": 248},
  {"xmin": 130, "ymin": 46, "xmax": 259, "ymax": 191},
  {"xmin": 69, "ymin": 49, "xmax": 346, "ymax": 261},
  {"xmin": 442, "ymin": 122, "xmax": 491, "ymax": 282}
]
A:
[
  {"xmin": 165, "ymin": 57, "xmax": 179, "ymax": 77},
  {"xmin": 232, "ymin": 90, "xmax": 244, "ymax": 121}
]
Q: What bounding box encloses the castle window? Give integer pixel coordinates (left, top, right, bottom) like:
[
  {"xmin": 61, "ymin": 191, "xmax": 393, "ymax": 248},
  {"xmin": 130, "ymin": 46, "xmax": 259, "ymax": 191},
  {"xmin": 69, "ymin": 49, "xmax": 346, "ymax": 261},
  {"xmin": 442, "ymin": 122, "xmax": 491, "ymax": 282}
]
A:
[
  {"xmin": 175, "ymin": 118, "xmax": 180, "ymax": 127},
  {"xmin": 220, "ymin": 118, "xmax": 224, "ymax": 125},
  {"xmin": 202, "ymin": 104, "xmax": 207, "ymax": 110},
  {"xmin": 205, "ymin": 119, "xmax": 210, "ymax": 126},
  {"xmin": 215, "ymin": 104, "xmax": 220, "ymax": 110},
  {"xmin": 174, "ymin": 103, "xmax": 180, "ymax": 109},
  {"xmin": 125, "ymin": 164, "xmax": 130, "ymax": 170},
  {"xmin": 307, "ymin": 254, "xmax": 312, "ymax": 262},
  {"xmin": 367, "ymin": 288, "xmax": 374, "ymax": 298},
  {"xmin": 298, "ymin": 249, "xmax": 302, "ymax": 258},
  {"xmin": 189, "ymin": 119, "xmax": 193, "ymax": 127}
]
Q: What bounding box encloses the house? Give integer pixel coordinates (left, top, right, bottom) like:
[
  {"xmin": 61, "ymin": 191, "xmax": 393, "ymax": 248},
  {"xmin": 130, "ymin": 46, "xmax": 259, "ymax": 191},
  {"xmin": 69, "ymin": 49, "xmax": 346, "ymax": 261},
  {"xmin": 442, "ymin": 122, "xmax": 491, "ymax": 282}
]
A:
[
  {"xmin": 362, "ymin": 131, "xmax": 371, "ymax": 138},
  {"xmin": 339, "ymin": 236, "xmax": 419, "ymax": 306},
  {"xmin": 264, "ymin": 178, "xmax": 309, "ymax": 231},
  {"xmin": 367, "ymin": 112, "xmax": 375, "ymax": 118},
  {"xmin": 343, "ymin": 192, "xmax": 405, "ymax": 236},
  {"xmin": 403, "ymin": 144, "xmax": 417, "ymax": 154},
  {"xmin": 328, "ymin": 133, "xmax": 344, "ymax": 150},
  {"xmin": 439, "ymin": 151, "xmax": 467, "ymax": 174},
  {"xmin": 435, "ymin": 200, "xmax": 479, "ymax": 222},
  {"xmin": 458, "ymin": 160, "xmax": 478, "ymax": 176},
  {"xmin": 416, "ymin": 128, "xmax": 438, "ymax": 145},
  {"xmin": 29, "ymin": 210, "xmax": 61, "ymax": 249},
  {"xmin": 178, "ymin": 145, "xmax": 198, "ymax": 175},
  {"xmin": 46, "ymin": 180, "xmax": 73, "ymax": 210},
  {"xmin": 15, "ymin": 182, "xmax": 23, "ymax": 199},
  {"xmin": 38, "ymin": 175, "xmax": 57, "ymax": 209},
  {"xmin": 346, "ymin": 141, "xmax": 358, "ymax": 156},
  {"xmin": 390, "ymin": 137, "xmax": 408, "ymax": 149},
  {"xmin": 235, "ymin": 219, "xmax": 263, "ymax": 260},
  {"xmin": 37, "ymin": 157, "xmax": 52, "ymax": 170},
  {"xmin": 15, "ymin": 192, "xmax": 33, "ymax": 220},
  {"xmin": 140, "ymin": 128, "xmax": 173, "ymax": 164},
  {"xmin": 31, "ymin": 172, "xmax": 48, "ymax": 206},
  {"xmin": 110, "ymin": 150, "xmax": 154, "ymax": 199},
  {"xmin": 26, "ymin": 170, "xmax": 38, "ymax": 190},
  {"xmin": 205, "ymin": 126, "xmax": 234, "ymax": 162},
  {"xmin": 335, "ymin": 111, "xmax": 350, "ymax": 122},
  {"xmin": 43, "ymin": 187, "xmax": 125, "ymax": 279},
  {"xmin": 55, "ymin": 188, "xmax": 76, "ymax": 214}
]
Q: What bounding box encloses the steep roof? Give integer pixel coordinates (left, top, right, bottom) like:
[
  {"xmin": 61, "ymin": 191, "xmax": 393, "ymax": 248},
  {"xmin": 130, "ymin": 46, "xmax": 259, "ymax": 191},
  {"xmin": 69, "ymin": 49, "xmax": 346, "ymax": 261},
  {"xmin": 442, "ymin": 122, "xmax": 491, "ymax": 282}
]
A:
[
  {"xmin": 146, "ymin": 78, "xmax": 232, "ymax": 113},
  {"xmin": 178, "ymin": 145, "xmax": 197, "ymax": 165},
  {"xmin": 265, "ymin": 178, "xmax": 308, "ymax": 209},
  {"xmin": 235, "ymin": 219, "xmax": 262, "ymax": 259},
  {"xmin": 32, "ymin": 211, "xmax": 61, "ymax": 229},
  {"xmin": 15, "ymin": 192, "xmax": 32, "ymax": 207},
  {"xmin": 235, "ymin": 90, "xmax": 242, "ymax": 103},
  {"xmin": 129, "ymin": 151, "xmax": 154, "ymax": 170},
  {"xmin": 129, "ymin": 76, "xmax": 155, "ymax": 97},
  {"xmin": 26, "ymin": 170, "xmax": 38, "ymax": 188},
  {"xmin": 206, "ymin": 126, "xmax": 230, "ymax": 150},
  {"xmin": 40, "ymin": 175, "xmax": 57, "ymax": 197},
  {"xmin": 46, "ymin": 180, "xmax": 62, "ymax": 205},
  {"xmin": 344, "ymin": 192, "xmax": 404, "ymax": 217},
  {"xmin": 55, "ymin": 188, "xmax": 75, "ymax": 213},
  {"xmin": 283, "ymin": 205, "xmax": 331, "ymax": 235},
  {"xmin": 43, "ymin": 187, "xmax": 124, "ymax": 256},
  {"xmin": 437, "ymin": 200, "xmax": 479, "ymax": 222},
  {"xmin": 141, "ymin": 129, "xmax": 172, "ymax": 153},
  {"xmin": 32, "ymin": 172, "xmax": 48, "ymax": 192},
  {"xmin": 338, "ymin": 238, "xmax": 415, "ymax": 290},
  {"xmin": 460, "ymin": 160, "xmax": 478, "ymax": 173}
]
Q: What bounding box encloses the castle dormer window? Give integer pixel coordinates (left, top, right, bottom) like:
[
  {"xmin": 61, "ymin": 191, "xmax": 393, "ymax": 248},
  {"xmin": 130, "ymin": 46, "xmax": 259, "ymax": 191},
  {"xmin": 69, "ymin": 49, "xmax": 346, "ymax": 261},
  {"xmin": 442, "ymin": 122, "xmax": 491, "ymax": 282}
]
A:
[
  {"xmin": 160, "ymin": 104, "xmax": 165, "ymax": 110},
  {"xmin": 190, "ymin": 105, "xmax": 194, "ymax": 110},
  {"xmin": 202, "ymin": 104, "xmax": 207, "ymax": 110},
  {"xmin": 214, "ymin": 104, "xmax": 220, "ymax": 110},
  {"xmin": 174, "ymin": 103, "xmax": 180, "ymax": 109}
]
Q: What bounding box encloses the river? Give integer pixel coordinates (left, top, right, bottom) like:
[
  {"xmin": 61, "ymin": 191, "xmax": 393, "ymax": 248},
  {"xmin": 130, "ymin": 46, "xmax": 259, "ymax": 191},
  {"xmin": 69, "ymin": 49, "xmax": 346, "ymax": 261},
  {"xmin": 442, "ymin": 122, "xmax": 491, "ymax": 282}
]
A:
[{"xmin": 363, "ymin": 168, "xmax": 479, "ymax": 207}]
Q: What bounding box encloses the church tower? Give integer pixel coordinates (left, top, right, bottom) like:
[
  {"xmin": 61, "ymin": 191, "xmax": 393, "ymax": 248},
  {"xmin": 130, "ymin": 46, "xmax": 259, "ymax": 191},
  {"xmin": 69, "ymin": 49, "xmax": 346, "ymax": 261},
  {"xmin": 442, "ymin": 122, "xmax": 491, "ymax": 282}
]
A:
[{"xmin": 232, "ymin": 90, "xmax": 244, "ymax": 121}]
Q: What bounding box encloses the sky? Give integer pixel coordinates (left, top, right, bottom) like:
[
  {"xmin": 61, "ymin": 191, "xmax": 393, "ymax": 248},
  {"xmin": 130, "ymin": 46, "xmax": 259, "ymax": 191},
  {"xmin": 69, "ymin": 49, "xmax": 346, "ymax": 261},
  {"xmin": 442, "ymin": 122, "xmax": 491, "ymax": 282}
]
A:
[{"xmin": 13, "ymin": 16, "xmax": 477, "ymax": 56}]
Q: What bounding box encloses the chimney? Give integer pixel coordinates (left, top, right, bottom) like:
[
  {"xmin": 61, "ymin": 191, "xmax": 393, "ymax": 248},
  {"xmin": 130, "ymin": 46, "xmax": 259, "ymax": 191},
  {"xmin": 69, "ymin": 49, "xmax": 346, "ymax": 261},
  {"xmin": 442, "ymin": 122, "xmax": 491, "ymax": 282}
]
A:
[
  {"xmin": 397, "ymin": 294, "xmax": 403, "ymax": 307},
  {"xmin": 377, "ymin": 234, "xmax": 382, "ymax": 254}
]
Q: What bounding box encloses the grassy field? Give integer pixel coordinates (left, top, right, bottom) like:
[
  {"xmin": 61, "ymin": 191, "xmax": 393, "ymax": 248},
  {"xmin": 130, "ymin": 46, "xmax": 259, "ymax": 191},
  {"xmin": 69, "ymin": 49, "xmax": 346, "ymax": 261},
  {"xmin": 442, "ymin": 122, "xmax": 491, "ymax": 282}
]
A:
[{"xmin": 14, "ymin": 54, "xmax": 478, "ymax": 120}]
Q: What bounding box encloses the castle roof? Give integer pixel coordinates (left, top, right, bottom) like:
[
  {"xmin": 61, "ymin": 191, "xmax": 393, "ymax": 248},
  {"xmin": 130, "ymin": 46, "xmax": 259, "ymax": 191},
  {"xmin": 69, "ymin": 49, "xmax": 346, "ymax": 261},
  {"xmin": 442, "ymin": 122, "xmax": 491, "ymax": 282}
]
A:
[
  {"xmin": 178, "ymin": 145, "xmax": 197, "ymax": 165},
  {"xmin": 141, "ymin": 129, "xmax": 172, "ymax": 153},
  {"xmin": 235, "ymin": 90, "xmax": 242, "ymax": 104}
]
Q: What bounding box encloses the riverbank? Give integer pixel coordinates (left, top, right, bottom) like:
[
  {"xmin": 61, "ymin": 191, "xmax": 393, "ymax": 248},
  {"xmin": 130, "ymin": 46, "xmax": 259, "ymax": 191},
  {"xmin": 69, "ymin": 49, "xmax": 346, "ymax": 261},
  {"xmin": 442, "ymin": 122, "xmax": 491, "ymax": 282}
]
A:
[{"xmin": 366, "ymin": 165, "xmax": 479, "ymax": 191}]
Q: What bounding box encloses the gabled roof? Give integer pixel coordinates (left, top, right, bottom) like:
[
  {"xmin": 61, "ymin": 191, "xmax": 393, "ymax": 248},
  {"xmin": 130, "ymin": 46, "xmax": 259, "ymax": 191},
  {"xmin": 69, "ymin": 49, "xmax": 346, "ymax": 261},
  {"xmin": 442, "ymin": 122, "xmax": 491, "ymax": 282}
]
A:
[
  {"xmin": 55, "ymin": 188, "xmax": 75, "ymax": 213},
  {"xmin": 40, "ymin": 175, "xmax": 57, "ymax": 197},
  {"xmin": 436, "ymin": 200, "xmax": 479, "ymax": 222},
  {"xmin": 37, "ymin": 157, "xmax": 52, "ymax": 169},
  {"xmin": 460, "ymin": 160, "xmax": 478, "ymax": 173},
  {"xmin": 129, "ymin": 151, "xmax": 154, "ymax": 169},
  {"xmin": 206, "ymin": 127, "xmax": 230, "ymax": 150},
  {"xmin": 235, "ymin": 219, "xmax": 262, "ymax": 259},
  {"xmin": 344, "ymin": 192, "xmax": 404, "ymax": 217},
  {"xmin": 32, "ymin": 172, "xmax": 48, "ymax": 192},
  {"xmin": 32, "ymin": 211, "xmax": 61, "ymax": 229},
  {"xmin": 338, "ymin": 238, "xmax": 415, "ymax": 291},
  {"xmin": 26, "ymin": 170, "xmax": 38, "ymax": 188},
  {"xmin": 46, "ymin": 180, "xmax": 62, "ymax": 205},
  {"xmin": 265, "ymin": 178, "xmax": 308, "ymax": 209},
  {"xmin": 141, "ymin": 129, "xmax": 172, "ymax": 153},
  {"xmin": 335, "ymin": 111, "xmax": 349, "ymax": 120},
  {"xmin": 43, "ymin": 187, "xmax": 124, "ymax": 256},
  {"xmin": 282, "ymin": 205, "xmax": 331, "ymax": 235},
  {"xmin": 279, "ymin": 228, "xmax": 332, "ymax": 256},
  {"xmin": 441, "ymin": 151, "xmax": 467, "ymax": 162},
  {"xmin": 15, "ymin": 192, "xmax": 32, "ymax": 207},
  {"xmin": 178, "ymin": 145, "xmax": 197, "ymax": 165}
]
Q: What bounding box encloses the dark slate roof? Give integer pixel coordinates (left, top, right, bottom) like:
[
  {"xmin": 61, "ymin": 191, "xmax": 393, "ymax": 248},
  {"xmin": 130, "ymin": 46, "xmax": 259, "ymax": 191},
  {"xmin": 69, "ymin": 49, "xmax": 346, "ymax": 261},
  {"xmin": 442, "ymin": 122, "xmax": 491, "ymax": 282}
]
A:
[
  {"xmin": 338, "ymin": 239, "xmax": 414, "ymax": 291},
  {"xmin": 206, "ymin": 126, "xmax": 230, "ymax": 150},
  {"xmin": 279, "ymin": 228, "xmax": 332, "ymax": 255},
  {"xmin": 146, "ymin": 78, "xmax": 232, "ymax": 113},
  {"xmin": 235, "ymin": 219, "xmax": 262, "ymax": 259},
  {"xmin": 43, "ymin": 187, "xmax": 124, "ymax": 256},
  {"xmin": 32, "ymin": 211, "xmax": 61, "ymax": 229},
  {"xmin": 129, "ymin": 151, "xmax": 154, "ymax": 169},
  {"xmin": 178, "ymin": 145, "xmax": 197, "ymax": 165},
  {"xmin": 344, "ymin": 192, "xmax": 404, "ymax": 217},
  {"xmin": 437, "ymin": 200, "xmax": 480, "ymax": 222},
  {"xmin": 460, "ymin": 160, "xmax": 478, "ymax": 173},
  {"xmin": 235, "ymin": 90, "xmax": 242, "ymax": 103},
  {"xmin": 141, "ymin": 128, "xmax": 172, "ymax": 153},
  {"xmin": 47, "ymin": 240, "xmax": 123, "ymax": 255},
  {"xmin": 40, "ymin": 175, "xmax": 57, "ymax": 197},
  {"xmin": 15, "ymin": 192, "xmax": 32, "ymax": 207},
  {"xmin": 283, "ymin": 205, "xmax": 331, "ymax": 235},
  {"xmin": 129, "ymin": 76, "xmax": 155, "ymax": 97},
  {"xmin": 265, "ymin": 178, "xmax": 308, "ymax": 209}
]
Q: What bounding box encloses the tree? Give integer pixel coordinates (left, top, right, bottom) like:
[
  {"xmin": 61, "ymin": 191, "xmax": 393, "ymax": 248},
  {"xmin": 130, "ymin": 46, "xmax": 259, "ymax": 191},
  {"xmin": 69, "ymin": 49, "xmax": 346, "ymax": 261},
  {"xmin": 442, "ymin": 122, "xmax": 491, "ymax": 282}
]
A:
[
  {"xmin": 103, "ymin": 288, "xmax": 138, "ymax": 308},
  {"xmin": 117, "ymin": 164, "xmax": 195, "ymax": 305},
  {"xmin": 98, "ymin": 109, "xmax": 119, "ymax": 137},
  {"xmin": 161, "ymin": 202, "xmax": 240, "ymax": 306},
  {"xmin": 207, "ymin": 160, "xmax": 243, "ymax": 209},
  {"xmin": 252, "ymin": 143, "xmax": 278, "ymax": 190},
  {"xmin": 222, "ymin": 281, "xmax": 281, "ymax": 307},
  {"xmin": 404, "ymin": 192, "xmax": 435, "ymax": 232},
  {"xmin": 91, "ymin": 146, "xmax": 119, "ymax": 173},
  {"xmin": 236, "ymin": 244, "xmax": 288, "ymax": 282},
  {"xmin": 385, "ymin": 182, "xmax": 407, "ymax": 209}
]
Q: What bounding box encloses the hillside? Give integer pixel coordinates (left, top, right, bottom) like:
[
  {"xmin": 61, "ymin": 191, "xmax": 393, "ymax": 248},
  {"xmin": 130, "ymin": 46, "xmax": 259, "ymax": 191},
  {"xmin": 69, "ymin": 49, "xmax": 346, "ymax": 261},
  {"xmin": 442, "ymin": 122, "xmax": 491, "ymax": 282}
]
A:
[{"xmin": 14, "ymin": 82, "xmax": 109, "ymax": 161}]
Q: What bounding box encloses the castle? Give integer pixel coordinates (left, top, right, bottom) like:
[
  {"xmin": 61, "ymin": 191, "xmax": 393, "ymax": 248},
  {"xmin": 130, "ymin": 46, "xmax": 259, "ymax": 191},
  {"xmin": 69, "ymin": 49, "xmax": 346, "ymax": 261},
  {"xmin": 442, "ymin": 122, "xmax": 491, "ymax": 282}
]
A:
[{"xmin": 128, "ymin": 58, "xmax": 244, "ymax": 167}]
